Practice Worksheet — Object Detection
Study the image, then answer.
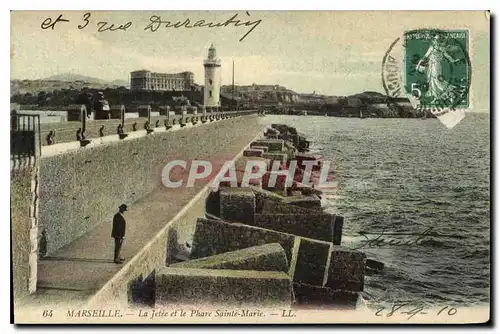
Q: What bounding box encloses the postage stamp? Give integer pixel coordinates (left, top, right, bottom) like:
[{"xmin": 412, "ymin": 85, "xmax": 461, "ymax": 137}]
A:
[
  {"xmin": 382, "ymin": 28, "xmax": 472, "ymax": 128},
  {"xmin": 9, "ymin": 10, "xmax": 490, "ymax": 325},
  {"xmin": 404, "ymin": 29, "xmax": 470, "ymax": 110}
]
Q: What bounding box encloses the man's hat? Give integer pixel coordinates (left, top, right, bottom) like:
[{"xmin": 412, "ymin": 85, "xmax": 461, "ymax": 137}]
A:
[{"xmin": 119, "ymin": 204, "xmax": 128, "ymax": 211}]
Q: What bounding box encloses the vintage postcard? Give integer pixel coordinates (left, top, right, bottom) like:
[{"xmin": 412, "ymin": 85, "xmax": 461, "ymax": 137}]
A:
[{"xmin": 10, "ymin": 10, "xmax": 490, "ymax": 324}]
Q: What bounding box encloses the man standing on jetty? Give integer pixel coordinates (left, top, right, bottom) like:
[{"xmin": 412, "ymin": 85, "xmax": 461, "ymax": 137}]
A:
[{"xmin": 111, "ymin": 204, "xmax": 128, "ymax": 264}]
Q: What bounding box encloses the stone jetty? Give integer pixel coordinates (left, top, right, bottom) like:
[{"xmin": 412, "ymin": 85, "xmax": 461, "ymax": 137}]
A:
[{"xmin": 156, "ymin": 124, "xmax": 367, "ymax": 309}]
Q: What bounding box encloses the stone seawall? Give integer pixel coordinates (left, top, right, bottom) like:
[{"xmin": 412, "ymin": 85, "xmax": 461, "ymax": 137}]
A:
[
  {"xmin": 11, "ymin": 168, "xmax": 33, "ymax": 302},
  {"xmin": 39, "ymin": 115, "xmax": 262, "ymax": 255}
]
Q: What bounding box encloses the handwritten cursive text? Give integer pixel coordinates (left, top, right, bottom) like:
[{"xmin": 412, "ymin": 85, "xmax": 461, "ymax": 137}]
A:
[
  {"xmin": 352, "ymin": 227, "xmax": 436, "ymax": 250},
  {"xmin": 144, "ymin": 11, "xmax": 262, "ymax": 42}
]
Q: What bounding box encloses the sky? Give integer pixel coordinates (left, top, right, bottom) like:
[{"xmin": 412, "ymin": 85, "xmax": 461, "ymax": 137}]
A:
[{"xmin": 11, "ymin": 11, "xmax": 490, "ymax": 109}]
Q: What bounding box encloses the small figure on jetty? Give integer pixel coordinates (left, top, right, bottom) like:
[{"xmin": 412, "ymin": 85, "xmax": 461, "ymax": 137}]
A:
[
  {"xmin": 76, "ymin": 128, "xmax": 91, "ymax": 147},
  {"xmin": 46, "ymin": 130, "xmax": 55, "ymax": 145},
  {"xmin": 111, "ymin": 204, "xmax": 128, "ymax": 264}
]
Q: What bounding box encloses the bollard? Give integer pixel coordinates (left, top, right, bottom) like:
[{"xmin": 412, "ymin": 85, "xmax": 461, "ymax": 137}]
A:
[
  {"xmin": 120, "ymin": 106, "xmax": 125, "ymax": 128},
  {"xmin": 80, "ymin": 105, "xmax": 87, "ymax": 134},
  {"xmin": 76, "ymin": 128, "xmax": 83, "ymax": 141}
]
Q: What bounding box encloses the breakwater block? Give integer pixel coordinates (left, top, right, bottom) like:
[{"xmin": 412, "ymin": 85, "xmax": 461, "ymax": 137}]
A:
[
  {"xmin": 326, "ymin": 247, "xmax": 366, "ymax": 292},
  {"xmin": 366, "ymin": 258, "xmax": 384, "ymax": 273},
  {"xmin": 292, "ymin": 237, "xmax": 332, "ymax": 286},
  {"xmin": 271, "ymin": 124, "xmax": 296, "ymax": 134},
  {"xmin": 251, "ymin": 145, "xmax": 269, "ymax": 153},
  {"xmin": 265, "ymin": 128, "xmax": 280, "ymax": 136},
  {"xmin": 251, "ymin": 139, "xmax": 285, "ymax": 152},
  {"xmin": 262, "ymin": 152, "xmax": 287, "ymax": 164},
  {"xmin": 297, "ymin": 184, "xmax": 323, "ymax": 197},
  {"xmin": 220, "ymin": 187, "xmax": 256, "ymax": 224},
  {"xmin": 261, "ymin": 199, "xmax": 315, "ymax": 214},
  {"xmin": 262, "ymin": 171, "xmax": 289, "ymax": 195},
  {"xmin": 293, "ymin": 283, "xmax": 360, "ymax": 309},
  {"xmin": 251, "ymin": 186, "xmax": 285, "ymax": 213},
  {"xmin": 171, "ymin": 243, "xmax": 288, "ymax": 273},
  {"xmin": 155, "ymin": 267, "xmax": 292, "ymax": 307},
  {"xmin": 243, "ymin": 148, "xmax": 265, "ymax": 158},
  {"xmin": 191, "ymin": 218, "xmax": 296, "ymax": 263},
  {"xmin": 235, "ymin": 156, "xmax": 270, "ymax": 172},
  {"xmin": 283, "ymin": 194, "xmax": 322, "ymax": 209},
  {"xmin": 253, "ymin": 213, "xmax": 342, "ymax": 244}
]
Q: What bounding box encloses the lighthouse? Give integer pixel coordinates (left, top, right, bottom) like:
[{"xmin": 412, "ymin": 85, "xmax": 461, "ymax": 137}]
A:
[{"xmin": 203, "ymin": 44, "xmax": 222, "ymax": 113}]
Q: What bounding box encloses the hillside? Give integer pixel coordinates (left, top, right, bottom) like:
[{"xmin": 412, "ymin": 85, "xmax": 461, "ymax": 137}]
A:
[
  {"xmin": 42, "ymin": 73, "xmax": 108, "ymax": 84},
  {"xmin": 11, "ymin": 79, "xmax": 129, "ymax": 97}
]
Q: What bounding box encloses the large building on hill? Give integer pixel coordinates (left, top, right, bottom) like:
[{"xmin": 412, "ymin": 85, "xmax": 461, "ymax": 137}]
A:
[{"xmin": 130, "ymin": 70, "xmax": 194, "ymax": 91}]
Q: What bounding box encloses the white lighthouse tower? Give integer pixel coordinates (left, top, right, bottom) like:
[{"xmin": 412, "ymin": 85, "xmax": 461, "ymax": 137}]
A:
[{"xmin": 203, "ymin": 44, "xmax": 222, "ymax": 113}]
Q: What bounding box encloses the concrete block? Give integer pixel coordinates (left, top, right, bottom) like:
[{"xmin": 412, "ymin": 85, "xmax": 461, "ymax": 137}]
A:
[
  {"xmin": 251, "ymin": 139, "xmax": 284, "ymax": 153},
  {"xmin": 283, "ymin": 194, "xmax": 322, "ymax": 209},
  {"xmin": 262, "ymin": 171, "xmax": 289, "ymax": 195},
  {"xmin": 326, "ymin": 247, "xmax": 366, "ymax": 292},
  {"xmin": 155, "ymin": 267, "xmax": 292, "ymax": 307},
  {"xmin": 261, "ymin": 200, "xmax": 315, "ymax": 214},
  {"xmin": 219, "ymin": 170, "xmax": 263, "ymax": 188},
  {"xmin": 171, "ymin": 243, "xmax": 288, "ymax": 272},
  {"xmin": 299, "ymin": 185, "xmax": 323, "ymax": 197},
  {"xmin": 265, "ymin": 128, "xmax": 280, "ymax": 136},
  {"xmin": 253, "ymin": 213, "xmax": 340, "ymax": 244},
  {"xmin": 191, "ymin": 218, "xmax": 296, "ymax": 264},
  {"xmin": 251, "ymin": 145, "xmax": 268, "ymax": 153},
  {"xmin": 293, "ymin": 283, "xmax": 360, "ymax": 309},
  {"xmin": 251, "ymin": 186, "xmax": 285, "ymax": 213},
  {"xmin": 243, "ymin": 149, "xmax": 264, "ymax": 157},
  {"xmin": 271, "ymin": 124, "xmax": 295, "ymax": 134},
  {"xmin": 284, "ymin": 140, "xmax": 297, "ymax": 150},
  {"xmin": 220, "ymin": 187, "xmax": 256, "ymax": 224},
  {"xmin": 235, "ymin": 156, "xmax": 270, "ymax": 173},
  {"xmin": 262, "ymin": 152, "xmax": 287, "ymax": 165},
  {"xmin": 292, "ymin": 237, "xmax": 332, "ymax": 286}
]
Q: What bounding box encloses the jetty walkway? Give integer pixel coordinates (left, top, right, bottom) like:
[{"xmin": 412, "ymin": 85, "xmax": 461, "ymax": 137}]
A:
[{"xmin": 15, "ymin": 114, "xmax": 264, "ymax": 312}]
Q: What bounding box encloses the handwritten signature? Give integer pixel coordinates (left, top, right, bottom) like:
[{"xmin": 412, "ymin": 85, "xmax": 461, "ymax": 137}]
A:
[
  {"xmin": 40, "ymin": 12, "xmax": 261, "ymax": 42},
  {"xmin": 375, "ymin": 301, "xmax": 457, "ymax": 320},
  {"xmin": 351, "ymin": 227, "xmax": 439, "ymax": 250}
]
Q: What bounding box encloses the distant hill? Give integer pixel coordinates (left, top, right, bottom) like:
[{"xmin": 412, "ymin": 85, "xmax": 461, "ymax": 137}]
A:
[
  {"xmin": 10, "ymin": 73, "xmax": 130, "ymax": 97},
  {"xmin": 42, "ymin": 73, "xmax": 109, "ymax": 84}
]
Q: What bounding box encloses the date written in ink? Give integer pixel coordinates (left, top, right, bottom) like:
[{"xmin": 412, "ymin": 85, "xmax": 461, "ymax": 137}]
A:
[{"xmin": 375, "ymin": 302, "xmax": 457, "ymax": 320}]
